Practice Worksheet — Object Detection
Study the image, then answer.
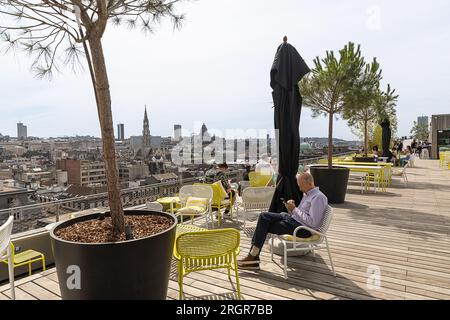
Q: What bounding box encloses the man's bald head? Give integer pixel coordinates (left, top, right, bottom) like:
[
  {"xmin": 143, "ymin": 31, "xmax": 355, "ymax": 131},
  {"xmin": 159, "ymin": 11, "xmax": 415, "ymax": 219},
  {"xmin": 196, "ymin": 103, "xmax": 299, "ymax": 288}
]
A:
[{"xmin": 297, "ymin": 172, "xmax": 315, "ymax": 192}]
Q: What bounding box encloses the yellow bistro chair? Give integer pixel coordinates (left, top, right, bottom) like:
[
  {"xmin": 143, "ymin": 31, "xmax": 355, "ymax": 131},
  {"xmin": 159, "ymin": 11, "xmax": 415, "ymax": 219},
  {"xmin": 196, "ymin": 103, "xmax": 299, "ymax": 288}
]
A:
[
  {"xmin": 174, "ymin": 228, "xmax": 241, "ymax": 300},
  {"xmin": 195, "ymin": 181, "xmax": 232, "ymax": 226},
  {"xmin": 248, "ymin": 172, "xmax": 272, "ymax": 187},
  {"xmin": 1, "ymin": 242, "xmax": 46, "ymax": 276},
  {"xmin": 439, "ymin": 152, "xmax": 446, "ymax": 168}
]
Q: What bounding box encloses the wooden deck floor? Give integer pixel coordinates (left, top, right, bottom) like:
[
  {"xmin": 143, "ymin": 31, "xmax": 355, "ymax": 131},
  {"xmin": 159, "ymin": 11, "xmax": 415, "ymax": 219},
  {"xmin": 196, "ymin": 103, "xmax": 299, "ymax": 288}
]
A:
[{"xmin": 1, "ymin": 159, "xmax": 450, "ymax": 300}]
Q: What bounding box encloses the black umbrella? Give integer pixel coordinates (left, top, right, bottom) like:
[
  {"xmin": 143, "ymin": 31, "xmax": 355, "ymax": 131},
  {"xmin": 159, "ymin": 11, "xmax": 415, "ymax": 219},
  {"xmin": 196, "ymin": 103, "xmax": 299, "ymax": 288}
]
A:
[
  {"xmin": 269, "ymin": 37, "xmax": 310, "ymax": 213},
  {"xmin": 381, "ymin": 118, "xmax": 391, "ymax": 158}
]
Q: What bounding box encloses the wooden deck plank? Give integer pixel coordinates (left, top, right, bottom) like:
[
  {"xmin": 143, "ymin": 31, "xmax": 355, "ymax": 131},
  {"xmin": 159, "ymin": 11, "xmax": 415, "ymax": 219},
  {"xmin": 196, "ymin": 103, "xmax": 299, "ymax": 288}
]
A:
[
  {"xmin": 44, "ymin": 272, "xmax": 59, "ymax": 283},
  {"xmin": 2, "ymin": 287, "xmax": 37, "ymax": 300},
  {"xmin": 0, "ymin": 292, "xmax": 10, "ymax": 300},
  {"xmin": 19, "ymin": 282, "xmax": 60, "ymax": 300},
  {"xmin": 33, "ymin": 277, "xmax": 61, "ymax": 297},
  {"xmin": 200, "ymin": 268, "xmax": 344, "ymax": 300},
  {"xmin": 0, "ymin": 273, "xmax": 43, "ymax": 292}
]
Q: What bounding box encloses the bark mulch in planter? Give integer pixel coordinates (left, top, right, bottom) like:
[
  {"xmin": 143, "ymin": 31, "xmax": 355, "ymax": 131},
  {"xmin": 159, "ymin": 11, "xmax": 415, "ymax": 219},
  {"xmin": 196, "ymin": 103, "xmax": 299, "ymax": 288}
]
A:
[{"xmin": 55, "ymin": 215, "xmax": 172, "ymax": 243}]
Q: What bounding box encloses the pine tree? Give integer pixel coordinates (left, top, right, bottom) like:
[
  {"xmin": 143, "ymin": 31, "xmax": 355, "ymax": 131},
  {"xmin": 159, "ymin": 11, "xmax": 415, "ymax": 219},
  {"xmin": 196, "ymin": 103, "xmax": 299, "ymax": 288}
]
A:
[{"xmin": 300, "ymin": 42, "xmax": 365, "ymax": 169}]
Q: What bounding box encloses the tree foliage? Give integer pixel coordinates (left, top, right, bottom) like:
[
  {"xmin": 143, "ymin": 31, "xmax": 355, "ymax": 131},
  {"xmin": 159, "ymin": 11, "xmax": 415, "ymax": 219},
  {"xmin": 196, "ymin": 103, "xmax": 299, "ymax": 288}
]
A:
[
  {"xmin": 410, "ymin": 121, "xmax": 429, "ymax": 141},
  {"xmin": 0, "ymin": 0, "xmax": 185, "ymax": 78},
  {"xmin": 368, "ymin": 123, "xmax": 382, "ymax": 151},
  {"xmin": 300, "ymin": 42, "xmax": 365, "ymax": 168},
  {"xmin": 341, "ymin": 49, "xmax": 399, "ymax": 155}
]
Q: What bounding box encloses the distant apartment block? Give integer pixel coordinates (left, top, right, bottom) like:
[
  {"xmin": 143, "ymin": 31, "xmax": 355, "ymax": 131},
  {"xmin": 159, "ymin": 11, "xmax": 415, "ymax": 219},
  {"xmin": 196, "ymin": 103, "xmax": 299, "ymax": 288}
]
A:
[
  {"xmin": 119, "ymin": 162, "xmax": 149, "ymax": 182},
  {"xmin": 17, "ymin": 122, "xmax": 27, "ymax": 140},
  {"xmin": 0, "ymin": 182, "xmax": 33, "ymax": 210},
  {"xmin": 18, "ymin": 169, "xmax": 68, "ymax": 188},
  {"xmin": 56, "ymin": 159, "xmax": 106, "ymax": 186},
  {"xmin": 117, "ymin": 123, "xmax": 125, "ymax": 141}
]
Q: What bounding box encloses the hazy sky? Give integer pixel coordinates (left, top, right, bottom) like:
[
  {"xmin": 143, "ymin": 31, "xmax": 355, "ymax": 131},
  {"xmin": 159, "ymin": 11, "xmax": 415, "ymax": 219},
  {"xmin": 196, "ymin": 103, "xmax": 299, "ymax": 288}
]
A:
[{"xmin": 1, "ymin": 0, "xmax": 449, "ymax": 140}]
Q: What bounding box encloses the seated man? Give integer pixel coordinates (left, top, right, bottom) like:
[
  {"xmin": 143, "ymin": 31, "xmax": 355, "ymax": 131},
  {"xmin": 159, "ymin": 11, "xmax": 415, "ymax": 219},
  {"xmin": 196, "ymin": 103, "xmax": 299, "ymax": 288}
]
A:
[{"xmin": 238, "ymin": 172, "xmax": 328, "ymax": 270}]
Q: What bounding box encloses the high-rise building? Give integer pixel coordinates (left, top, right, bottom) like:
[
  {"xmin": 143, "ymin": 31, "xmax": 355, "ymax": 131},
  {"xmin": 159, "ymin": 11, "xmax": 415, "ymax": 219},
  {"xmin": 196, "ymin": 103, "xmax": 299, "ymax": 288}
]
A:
[
  {"xmin": 174, "ymin": 124, "xmax": 182, "ymax": 141},
  {"xmin": 201, "ymin": 123, "xmax": 208, "ymax": 137},
  {"xmin": 418, "ymin": 116, "xmax": 429, "ymax": 126},
  {"xmin": 17, "ymin": 122, "xmax": 27, "ymax": 140},
  {"xmin": 117, "ymin": 123, "xmax": 125, "ymax": 141},
  {"xmin": 142, "ymin": 106, "xmax": 150, "ymax": 148}
]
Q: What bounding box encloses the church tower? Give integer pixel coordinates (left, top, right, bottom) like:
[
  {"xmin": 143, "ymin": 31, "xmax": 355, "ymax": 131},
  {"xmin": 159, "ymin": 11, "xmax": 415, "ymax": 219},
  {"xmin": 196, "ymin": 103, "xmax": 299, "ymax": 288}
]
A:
[{"xmin": 142, "ymin": 105, "xmax": 150, "ymax": 148}]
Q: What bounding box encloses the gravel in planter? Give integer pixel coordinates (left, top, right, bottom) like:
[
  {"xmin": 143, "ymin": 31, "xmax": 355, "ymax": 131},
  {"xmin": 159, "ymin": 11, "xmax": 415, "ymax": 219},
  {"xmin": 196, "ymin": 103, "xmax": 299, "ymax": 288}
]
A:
[{"xmin": 55, "ymin": 215, "xmax": 172, "ymax": 243}]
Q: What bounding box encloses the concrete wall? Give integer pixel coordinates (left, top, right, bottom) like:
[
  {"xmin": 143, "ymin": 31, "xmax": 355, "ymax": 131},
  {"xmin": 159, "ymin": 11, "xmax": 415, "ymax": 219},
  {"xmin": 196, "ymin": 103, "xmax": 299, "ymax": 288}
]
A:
[
  {"xmin": 0, "ymin": 229, "xmax": 54, "ymax": 283},
  {"xmin": 431, "ymin": 114, "xmax": 450, "ymax": 159}
]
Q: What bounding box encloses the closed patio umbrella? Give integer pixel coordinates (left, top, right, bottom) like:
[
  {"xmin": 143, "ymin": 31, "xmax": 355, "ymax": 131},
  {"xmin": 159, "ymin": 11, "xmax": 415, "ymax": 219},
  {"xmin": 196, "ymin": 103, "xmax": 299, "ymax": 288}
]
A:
[
  {"xmin": 381, "ymin": 118, "xmax": 391, "ymax": 158},
  {"xmin": 269, "ymin": 37, "xmax": 310, "ymax": 213}
]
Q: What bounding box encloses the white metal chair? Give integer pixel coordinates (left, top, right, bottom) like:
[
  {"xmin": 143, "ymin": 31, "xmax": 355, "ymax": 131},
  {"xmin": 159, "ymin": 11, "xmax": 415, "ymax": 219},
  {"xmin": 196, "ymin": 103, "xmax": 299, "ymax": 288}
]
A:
[
  {"xmin": 237, "ymin": 187, "xmax": 275, "ymax": 229},
  {"xmin": 0, "ymin": 216, "xmax": 15, "ymax": 300},
  {"xmin": 392, "ymin": 161, "xmax": 409, "ymax": 184},
  {"xmin": 270, "ymin": 205, "xmax": 336, "ymax": 279},
  {"xmin": 178, "ymin": 185, "xmax": 214, "ymax": 228},
  {"xmin": 420, "ymin": 148, "xmax": 429, "ymax": 159},
  {"xmin": 146, "ymin": 201, "xmax": 164, "ymax": 211},
  {"xmin": 348, "ymin": 172, "xmax": 368, "ymax": 194},
  {"xmin": 408, "ymin": 154, "xmax": 416, "ymax": 167}
]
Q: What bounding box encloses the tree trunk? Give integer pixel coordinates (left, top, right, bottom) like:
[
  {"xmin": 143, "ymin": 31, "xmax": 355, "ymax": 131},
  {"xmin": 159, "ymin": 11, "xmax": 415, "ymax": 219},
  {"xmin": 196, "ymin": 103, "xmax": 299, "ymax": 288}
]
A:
[
  {"xmin": 88, "ymin": 37, "xmax": 125, "ymax": 235},
  {"xmin": 328, "ymin": 112, "xmax": 333, "ymax": 169},
  {"xmin": 364, "ymin": 119, "xmax": 368, "ymax": 157}
]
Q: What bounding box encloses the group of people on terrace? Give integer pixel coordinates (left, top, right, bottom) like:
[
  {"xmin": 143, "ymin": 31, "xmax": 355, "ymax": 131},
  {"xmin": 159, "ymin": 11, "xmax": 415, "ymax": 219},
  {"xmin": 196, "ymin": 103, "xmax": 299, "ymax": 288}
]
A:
[{"xmin": 371, "ymin": 138, "xmax": 429, "ymax": 167}]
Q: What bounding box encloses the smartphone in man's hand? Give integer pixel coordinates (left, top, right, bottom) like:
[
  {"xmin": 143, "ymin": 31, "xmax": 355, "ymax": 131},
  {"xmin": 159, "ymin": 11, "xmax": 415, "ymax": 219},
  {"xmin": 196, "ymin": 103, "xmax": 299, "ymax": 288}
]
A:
[{"xmin": 284, "ymin": 199, "xmax": 296, "ymax": 214}]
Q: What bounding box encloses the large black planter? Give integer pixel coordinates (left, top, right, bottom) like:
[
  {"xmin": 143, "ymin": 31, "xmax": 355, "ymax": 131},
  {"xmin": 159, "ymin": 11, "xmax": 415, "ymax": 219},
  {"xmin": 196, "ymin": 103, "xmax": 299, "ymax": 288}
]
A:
[
  {"xmin": 50, "ymin": 210, "xmax": 177, "ymax": 300},
  {"xmin": 309, "ymin": 166, "xmax": 350, "ymax": 204}
]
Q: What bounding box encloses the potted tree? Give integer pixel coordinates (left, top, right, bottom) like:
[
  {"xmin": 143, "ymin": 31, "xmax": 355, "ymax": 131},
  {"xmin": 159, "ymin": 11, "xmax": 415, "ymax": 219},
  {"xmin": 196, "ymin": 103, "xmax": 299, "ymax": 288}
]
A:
[
  {"xmin": 0, "ymin": 0, "xmax": 186, "ymax": 299},
  {"xmin": 300, "ymin": 42, "xmax": 364, "ymax": 203},
  {"xmin": 343, "ymin": 59, "xmax": 398, "ymax": 162},
  {"xmin": 342, "ymin": 58, "xmax": 383, "ymax": 162}
]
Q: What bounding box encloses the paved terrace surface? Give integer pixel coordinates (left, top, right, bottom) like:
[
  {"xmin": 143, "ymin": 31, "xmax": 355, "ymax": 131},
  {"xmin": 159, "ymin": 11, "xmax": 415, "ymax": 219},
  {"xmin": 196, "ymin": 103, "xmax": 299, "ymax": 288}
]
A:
[{"xmin": 1, "ymin": 159, "xmax": 450, "ymax": 300}]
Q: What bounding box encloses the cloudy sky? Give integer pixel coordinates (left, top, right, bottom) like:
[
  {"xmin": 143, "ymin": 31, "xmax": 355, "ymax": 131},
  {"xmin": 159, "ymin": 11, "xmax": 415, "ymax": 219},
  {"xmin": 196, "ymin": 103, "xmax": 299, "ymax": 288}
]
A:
[{"xmin": 1, "ymin": 0, "xmax": 449, "ymax": 140}]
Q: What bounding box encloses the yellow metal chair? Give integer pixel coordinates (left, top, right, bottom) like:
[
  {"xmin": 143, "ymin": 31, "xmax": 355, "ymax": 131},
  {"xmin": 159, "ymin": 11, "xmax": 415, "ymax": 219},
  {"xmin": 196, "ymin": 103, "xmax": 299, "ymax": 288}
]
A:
[
  {"xmin": 194, "ymin": 182, "xmax": 233, "ymax": 226},
  {"xmin": 174, "ymin": 228, "xmax": 241, "ymax": 300},
  {"xmin": 439, "ymin": 152, "xmax": 446, "ymax": 168},
  {"xmin": 248, "ymin": 172, "xmax": 272, "ymax": 187},
  {"xmin": 1, "ymin": 242, "xmax": 46, "ymax": 276}
]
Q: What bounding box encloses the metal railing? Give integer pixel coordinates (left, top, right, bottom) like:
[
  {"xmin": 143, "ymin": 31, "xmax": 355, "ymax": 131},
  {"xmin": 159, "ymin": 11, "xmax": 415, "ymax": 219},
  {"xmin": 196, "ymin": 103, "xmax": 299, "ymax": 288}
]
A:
[
  {"xmin": 0, "ymin": 170, "xmax": 244, "ymax": 234},
  {"xmin": 0, "ymin": 152, "xmax": 353, "ymax": 234}
]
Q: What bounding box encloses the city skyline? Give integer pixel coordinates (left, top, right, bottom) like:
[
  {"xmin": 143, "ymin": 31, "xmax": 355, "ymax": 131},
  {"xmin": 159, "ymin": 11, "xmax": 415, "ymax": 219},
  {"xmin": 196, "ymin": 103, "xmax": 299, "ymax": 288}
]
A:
[{"xmin": 1, "ymin": 0, "xmax": 450, "ymax": 140}]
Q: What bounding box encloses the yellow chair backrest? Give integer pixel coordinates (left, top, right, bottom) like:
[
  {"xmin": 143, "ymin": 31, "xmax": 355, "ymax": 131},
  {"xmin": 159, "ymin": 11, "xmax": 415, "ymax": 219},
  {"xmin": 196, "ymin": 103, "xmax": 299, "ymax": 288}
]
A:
[
  {"xmin": 176, "ymin": 228, "xmax": 240, "ymax": 258},
  {"xmin": 249, "ymin": 172, "xmax": 272, "ymax": 187},
  {"xmin": 194, "ymin": 182, "xmax": 227, "ymax": 206}
]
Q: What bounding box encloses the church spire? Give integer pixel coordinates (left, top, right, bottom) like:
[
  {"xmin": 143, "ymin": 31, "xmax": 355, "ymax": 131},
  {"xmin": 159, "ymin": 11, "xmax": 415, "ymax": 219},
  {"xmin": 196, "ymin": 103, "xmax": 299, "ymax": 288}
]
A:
[
  {"xmin": 144, "ymin": 105, "xmax": 148, "ymax": 122},
  {"xmin": 142, "ymin": 105, "xmax": 150, "ymax": 148}
]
